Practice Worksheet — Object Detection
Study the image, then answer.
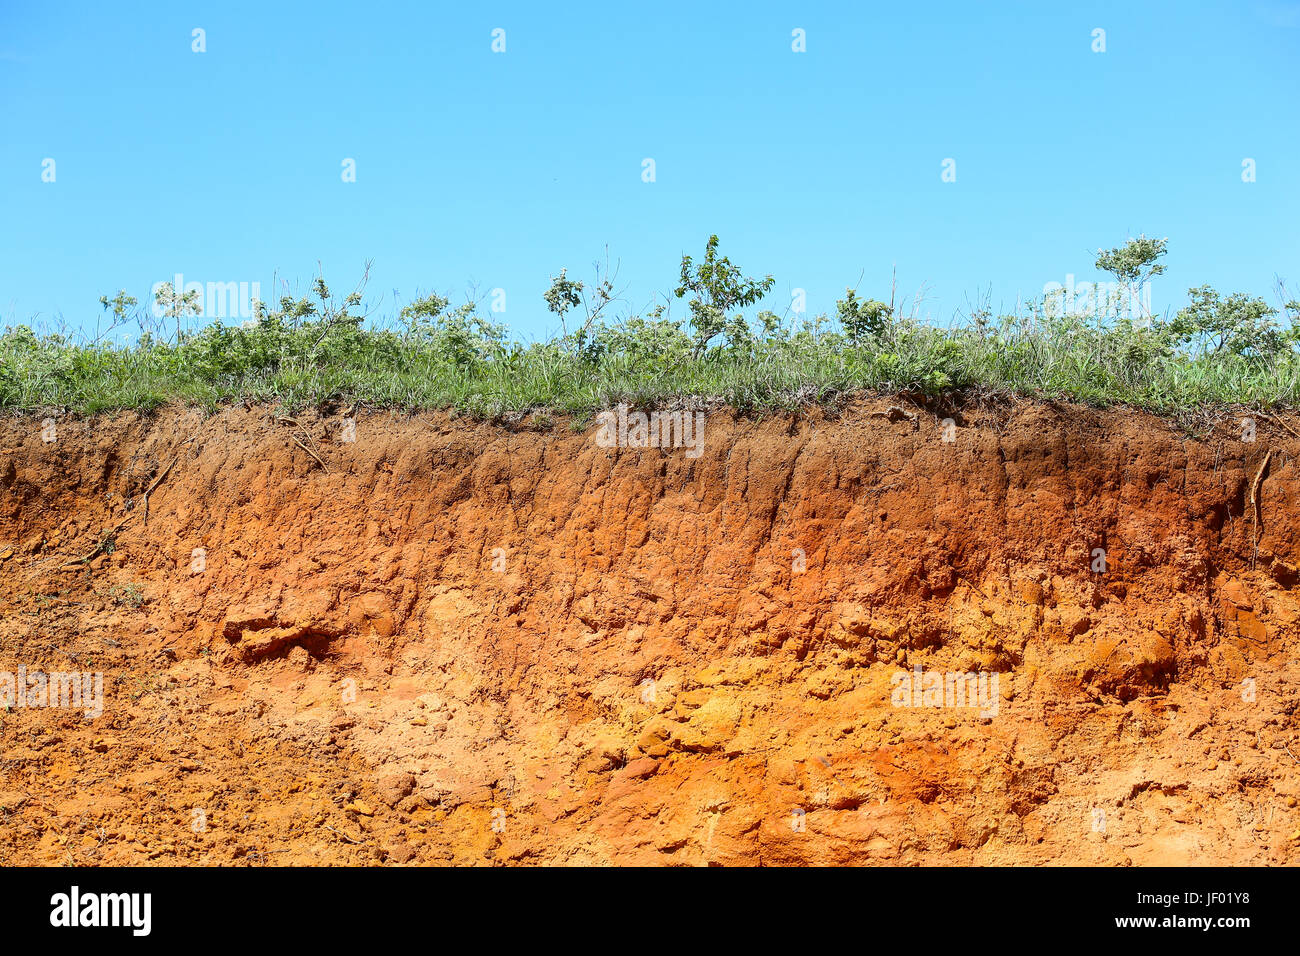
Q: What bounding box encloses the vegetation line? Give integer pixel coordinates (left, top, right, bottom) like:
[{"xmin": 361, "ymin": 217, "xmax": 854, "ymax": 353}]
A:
[{"xmin": 3, "ymin": 236, "xmax": 1298, "ymax": 417}]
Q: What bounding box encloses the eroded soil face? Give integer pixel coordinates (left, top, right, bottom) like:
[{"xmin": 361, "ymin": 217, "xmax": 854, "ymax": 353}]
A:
[{"xmin": 0, "ymin": 399, "xmax": 1297, "ymax": 865}]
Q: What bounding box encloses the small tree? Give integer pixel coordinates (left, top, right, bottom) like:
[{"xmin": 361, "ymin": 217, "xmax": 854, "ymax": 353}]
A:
[
  {"xmin": 98, "ymin": 290, "xmax": 137, "ymax": 321},
  {"xmin": 673, "ymin": 235, "xmax": 774, "ymax": 357},
  {"xmin": 306, "ymin": 268, "xmax": 369, "ymax": 358},
  {"xmin": 543, "ymin": 268, "xmax": 583, "ymax": 331},
  {"xmin": 153, "ymin": 282, "xmax": 202, "ymax": 344},
  {"xmin": 97, "ymin": 290, "xmax": 138, "ymax": 344},
  {"xmin": 544, "ymin": 252, "xmax": 620, "ymax": 353},
  {"xmin": 1095, "ymin": 235, "xmax": 1168, "ymax": 320},
  {"xmin": 836, "ymin": 288, "xmax": 892, "ymax": 344}
]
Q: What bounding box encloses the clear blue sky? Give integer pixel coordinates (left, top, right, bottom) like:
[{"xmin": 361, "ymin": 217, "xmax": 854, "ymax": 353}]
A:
[{"xmin": 2, "ymin": 1, "xmax": 1298, "ymax": 339}]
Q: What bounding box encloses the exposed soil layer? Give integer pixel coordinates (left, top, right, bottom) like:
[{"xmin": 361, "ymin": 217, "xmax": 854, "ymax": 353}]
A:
[{"xmin": 1, "ymin": 398, "xmax": 1298, "ymax": 865}]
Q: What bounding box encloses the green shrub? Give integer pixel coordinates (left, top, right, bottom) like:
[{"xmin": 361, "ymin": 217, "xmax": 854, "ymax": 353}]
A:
[{"xmin": 673, "ymin": 235, "xmax": 775, "ymax": 357}]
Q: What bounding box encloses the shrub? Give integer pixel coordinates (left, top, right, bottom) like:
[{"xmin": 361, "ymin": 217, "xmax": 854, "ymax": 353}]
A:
[
  {"xmin": 1171, "ymin": 286, "xmax": 1285, "ymax": 361},
  {"xmin": 836, "ymin": 289, "xmax": 893, "ymax": 344},
  {"xmin": 673, "ymin": 235, "xmax": 775, "ymax": 357}
]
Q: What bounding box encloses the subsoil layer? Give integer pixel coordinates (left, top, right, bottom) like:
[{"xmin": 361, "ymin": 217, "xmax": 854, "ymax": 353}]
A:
[{"xmin": 1, "ymin": 397, "xmax": 1297, "ymax": 865}]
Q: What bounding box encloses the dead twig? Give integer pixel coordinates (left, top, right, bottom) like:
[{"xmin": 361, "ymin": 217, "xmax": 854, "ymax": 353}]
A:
[{"xmin": 322, "ymin": 825, "xmax": 364, "ymax": 844}]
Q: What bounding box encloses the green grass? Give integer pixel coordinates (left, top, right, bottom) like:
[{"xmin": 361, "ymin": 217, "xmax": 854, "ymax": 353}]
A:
[{"xmin": 4, "ymin": 303, "xmax": 1299, "ymax": 418}]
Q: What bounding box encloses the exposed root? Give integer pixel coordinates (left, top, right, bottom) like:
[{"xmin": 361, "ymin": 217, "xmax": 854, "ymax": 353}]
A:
[
  {"xmin": 870, "ymin": 405, "xmax": 919, "ymax": 428},
  {"xmin": 277, "ymin": 417, "xmax": 331, "ymax": 474},
  {"xmin": 53, "ymin": 426, "xmax": 206, "ymax": 569},
  {"xmin": 1250, "ymin": 448, "xmax": 1273, "ymax": 566},
  {"xmin": 290, "ymin": 435, "xmax": 330, "ymax": 473},
  {"xmin": 1263, "ymin": 412, "xmax": 1300, "ymax": 442},
  {"xmin": 58, "ymin": 517, "xmax": 130, "ymax": 569},
  {"xmin": 142, "ymin": 424, "xmax": 206, "ymax": 524}
]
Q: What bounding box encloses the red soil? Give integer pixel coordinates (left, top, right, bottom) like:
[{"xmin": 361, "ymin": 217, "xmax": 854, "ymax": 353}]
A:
[{"xmin": 0, "ymin": 398, "xmax": 1297, "ymax": 865}]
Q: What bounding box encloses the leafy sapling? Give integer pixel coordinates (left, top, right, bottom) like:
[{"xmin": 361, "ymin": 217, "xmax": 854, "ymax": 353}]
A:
[
  {"xmin": 97, "ymin": 290, "xmax": 139, "ymax": 345},
  {"xmin": 836, "ymin": 289, "xmax": 893, "ymax": 344},
  {"xmin": 673, "ymin": 235, "xmax": 774, "ymax": 357},
  {"xmin": 153, "ymin": 282, "xmax": 202, "ymax": 345},
  {"xmin": 1095, "ymin": 235, "xmax": 1168, "ymax": 321},
  {"xmin": 544, "ymin": 252, "xmax": 620, "ymax": 353}
]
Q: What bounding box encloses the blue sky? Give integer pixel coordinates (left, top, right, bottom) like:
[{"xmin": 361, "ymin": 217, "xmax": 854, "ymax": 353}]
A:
[{"xmin": 2, "ymin": 1, "xmax": 1298, "ymax": 340}]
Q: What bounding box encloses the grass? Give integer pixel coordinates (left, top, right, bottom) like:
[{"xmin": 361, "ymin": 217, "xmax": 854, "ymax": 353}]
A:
[{"xmin": 3, "ymin": 293, "xmax": 1299, "ymax": 419}]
